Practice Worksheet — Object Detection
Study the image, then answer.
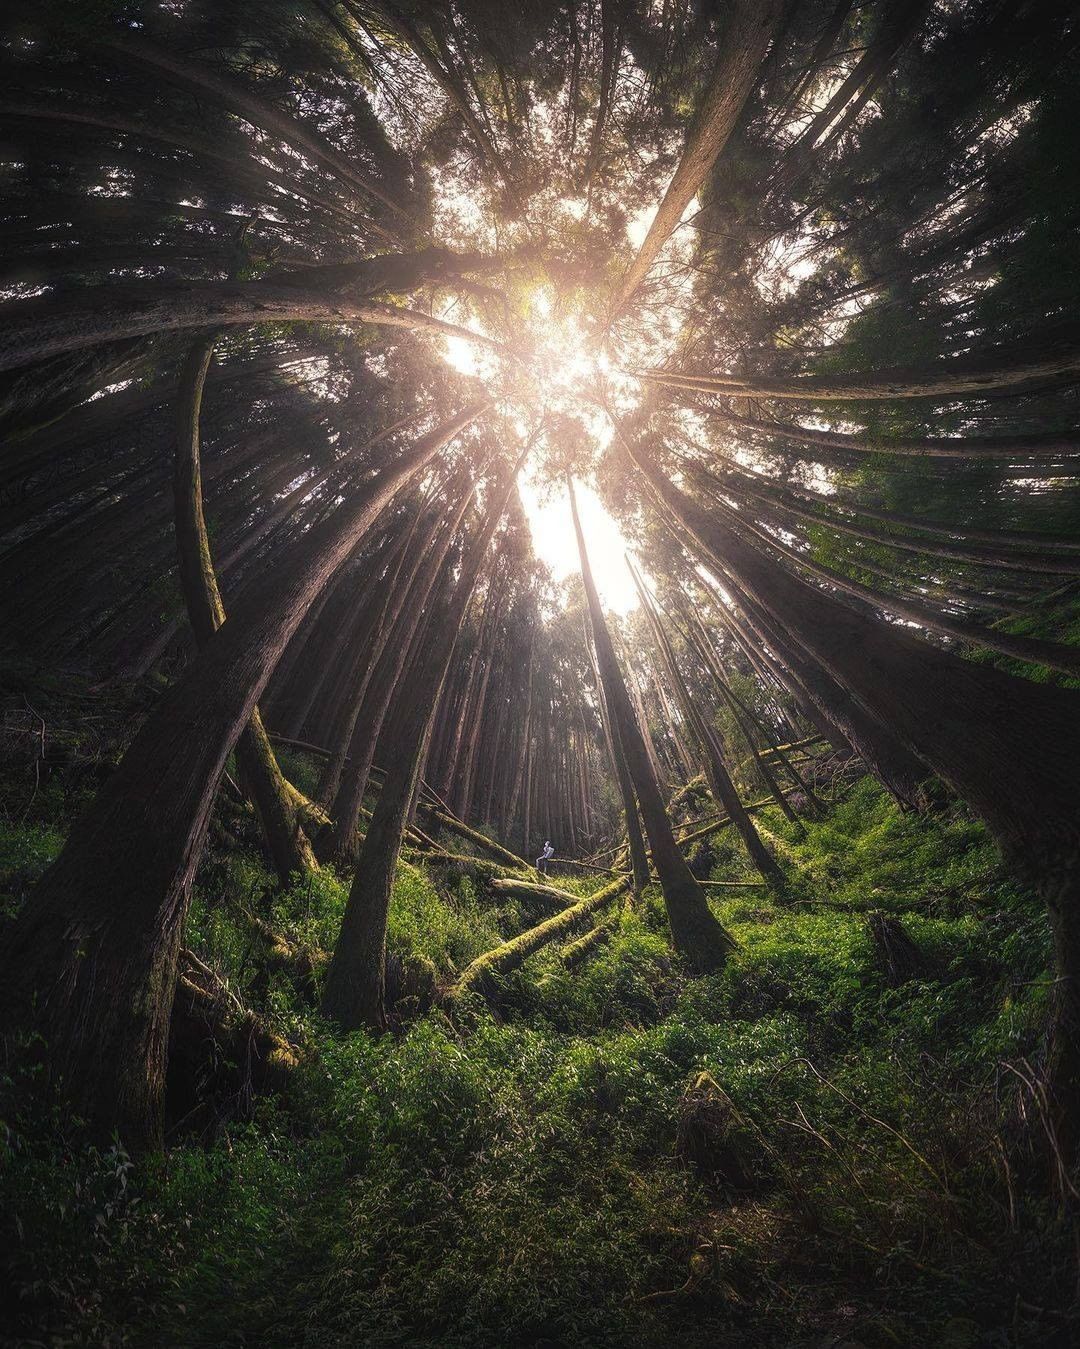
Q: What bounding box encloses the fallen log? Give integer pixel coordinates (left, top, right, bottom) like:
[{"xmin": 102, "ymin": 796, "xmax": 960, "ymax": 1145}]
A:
[
  {"xmin": 490, "ymin": 876, "xmax": 580, "ymax": 914},
  {"xmin": 547, "ymin": 855, "xmax": 625, "ymax": 876},
  {"xmin": 675, "ymin": 796, "xmax": 776, "ymax": 849},
  {"xmin": 425, "ymin": 808, "xmax": 536, "ymax": 873},
  {"xmin": 414, "ymin": 849, "xmax": 529, "ymax": 878},
  {"xmin": 240, "ymin": 908, "xmax": 327, "ymax": 999},
  {"xmin": 445, "ymin": 875, "xmax": 631, "ymax": 1004},
  {"xmin": 560, "ymin": 912, "xmax": 620, "ymax": 968},
  {"xmin": 267, "ymin": 735, "xmax": 463, "ymax": 824},
  {"xmin": 760, "ymin": 734, "xmax": 825, "ymax": 761}
]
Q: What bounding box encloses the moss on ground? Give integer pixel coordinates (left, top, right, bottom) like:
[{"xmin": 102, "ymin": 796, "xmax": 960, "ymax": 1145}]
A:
[{"xmin": 0, "ymin": 683, "xmax": 1069, "ymax": 1347}]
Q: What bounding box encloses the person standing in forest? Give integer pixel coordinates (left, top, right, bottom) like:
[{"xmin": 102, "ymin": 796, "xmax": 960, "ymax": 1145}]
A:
[{"xmin": 537, "ymin": 839, "xmax": 555, "ymax": 873}]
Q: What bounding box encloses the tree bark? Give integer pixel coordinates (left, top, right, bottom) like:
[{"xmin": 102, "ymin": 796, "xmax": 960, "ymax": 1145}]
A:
[
  {"xmin": 569, "ymin": 478, "xmax": 735, "ymax": 972},
  {"xmin": 322, "ymin": 479, "xmax": 477, "ymax": 863},
  {"xmin": 707, "ymin": 406, "xmax": 1080, "ymax": 461},
  {"xmin": 630, "ymin": 562, "xmax": 785, "ymax": 887},
  {"xmin": 614, "ymin": 0, "xmax": 785, "ymax": 310},
  {"xmin": 174, "ymin": 336, "xmax": 318, "ymax": 881},
  {"xmin": 585, "ymin": 616, "xmax": 650, "ymax": 896},
  {"xmin": 0, "ymin": 276, "xmax": 502, "ymax": 375},
  {"xmin": 0, "ymin": 401, "xmax": 486, "ymax": 1150},
  {"xmin": 636, "ymin": 334, "xmax": 1080, "ymax": 402},
  {"xmin": 321, "ymin": 456, "xmax": 524, "ymax": 1031}
]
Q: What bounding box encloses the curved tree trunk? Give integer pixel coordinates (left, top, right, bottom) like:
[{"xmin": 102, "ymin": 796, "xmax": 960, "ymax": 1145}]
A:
[
  {"xmin": 97, "ymin": 27, "xmax": 408, "ymax": 218},
  {"xmin": 0, "ymin": 273, "xmax": 502, "ymax": 374},
  {"xmin": 627, "ymin": 434, "xmax": 1080, "ymax": 1152},
  {"xmin": 0, "ymin": 400, "xmax": 486, "ymax": 1150},
  {"xmin": 636, "ymin": 334, "xmax": 1080, "ymax": 402},
  {"xmin": 174, "ymin": 335, "xmax": 317, "ymax": 881},
  {"xmin": 321, "ymin": 455, "xmax": 524, "ymax": 1031},
  {"xmin": 708, "ymin": 406, "xmax": 1080, "ymax": 461}
]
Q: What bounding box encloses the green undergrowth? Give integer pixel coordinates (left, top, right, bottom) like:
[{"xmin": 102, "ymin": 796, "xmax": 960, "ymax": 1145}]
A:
[{"xmin": 1, "ymin": 766, "xmax": 1071, "ymax": 1347}]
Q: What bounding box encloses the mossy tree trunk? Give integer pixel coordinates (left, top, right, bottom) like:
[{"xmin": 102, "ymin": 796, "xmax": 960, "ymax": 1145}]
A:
[
  {"xmin": 0, "ymin": 401, "xmax": 486, "ymax": 1150},
  {"xmin": 174, "ymin": 334, "xmax": 318, "ymax": 882}
]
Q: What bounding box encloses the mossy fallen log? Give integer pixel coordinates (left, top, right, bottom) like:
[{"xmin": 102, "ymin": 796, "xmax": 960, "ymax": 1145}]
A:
[
  {"xmin": 760, "ymin": 734, "xmax": 825, "ymax": 761},
  {"xmin": 424, "ymin": 808, "xmax": 536, "ymax": 873},
  {"xmin": 489, "ymin": 877, "xmax": 579, "ymax": 911},
  {"xmin": 284, "ymin": 780, "xmax": 329, "ymax": 832},
  {"xmin": 560, "ymin": 912, "xmax": 620, "ymax": 968},
  {"xmin": 241, "ymin": 908, "xmax": 328, "ymax": 1000},
  {"xmin": 445, "ymin": 875, "xmax": 631, "ymax": 1005},
  {"xmin": 414, "ymin": 850, "xmax": 529, "ymax": 883}
]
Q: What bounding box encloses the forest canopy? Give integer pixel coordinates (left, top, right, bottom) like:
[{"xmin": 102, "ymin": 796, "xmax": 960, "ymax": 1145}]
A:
[{"xmin": 2, "ymin": 0, "xmax": 1080, "ymax": 1344}]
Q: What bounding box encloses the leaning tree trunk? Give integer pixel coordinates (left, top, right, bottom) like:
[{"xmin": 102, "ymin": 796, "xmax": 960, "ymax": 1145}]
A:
[
  {"xmin": 630, "ymin": 562, "xmax": 785, "ymax": 888},
  {"xmin": 636, "ymin": 333, "xmax": 1080, "ymax": 402},
  {"xmin": 0, "ymin": 400, "xmax": 486, "ymax": 1151},
  {"xmin": 585, "ymin": 616, "xmax": 650, "ymax": 895},
  {"xmin": 569, "ymin": 478, "xmax": 735, "ymax": 972},
  {"xmin": 627, "ymin": 433, "xmax": 1080, "ymax": 1154},
  {"xmin": 321, "ymin": 456, "xmax": 523, "ymax": 1032},
  {"xmin": 174, "ymin": 335, "xmax": 317, "ymax": 881},
  {"xmin": 674, "ymin": 594, "xmax": 821, "ymax": 815},
  {"xmin": 613, "ymin": 0, "xmax": 785, "ymax": 310},
  {"xmin": 313, "ymin": 501, "xmax": 426, "ymax": 806},
  {"xmin": 707, "ymin": 406, "xmax": 1080, "ymax": 461},
  {"xmin": 322, "ymin": 475, "xmax": 477, "ymax": 864},
  {"xmin": 0, "ymin": 273, "xmax": 503, "ymax": 375}
]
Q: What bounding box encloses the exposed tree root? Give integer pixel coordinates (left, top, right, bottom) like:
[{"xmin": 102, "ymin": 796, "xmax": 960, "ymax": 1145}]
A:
[{"xmin": 165, "ymin": 948, "xmax": 299, "ymax": 1141}]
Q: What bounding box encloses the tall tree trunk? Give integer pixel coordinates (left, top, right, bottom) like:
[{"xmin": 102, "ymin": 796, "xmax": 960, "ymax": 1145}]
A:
[
  {"xmin": 627, "ymin": 436, "xmax": 1080, "ymax": 1151},
  {"xmin": 173, "ymin": 335, "xmax": 317, "ymax": 881},
  {"xmin": 636, "ymin": 333, "xmax": 1080, "ymax": 402},
  {"xmin": 0, "ymin": 401, "xmax": 486, "ymax": 1150},
  {"xmin": 322, "ymin": 477, "xmax": 476, "ymax": 863},
  {"xmin": 630, "ymin": 562, "xmax": 785, "ymax": 887},
  {"xmin": 707, "ymin": 406, "xmax": 1080, "ymax": 462},
  {"xmin": 678, "ymin": 600, "xmax": 822, "ymax": 815},
  {"xmin": 96, "ymin": 26, "xmax": 408, "ymax": 216},
  {"xmin": 0, "ymin": 273, "xmax": 502, "ymax": 374},
  {"xmin": 614, "ymin": 0, "xmax": 785, "ymax": 310},
  {"xmin": 321, "ymin": 457, "xmax": 523, "ymax": 1031},
  {"xmin": 569, "ymin": 479, "xmax": 735, "ymax": 970},
  {"xmin": 314, "ymin": 504, "xmax": 425, "ymax": 805},
  {"xmin": 585, "ymin": 616, "xmax": 650, "ymax": 896}
]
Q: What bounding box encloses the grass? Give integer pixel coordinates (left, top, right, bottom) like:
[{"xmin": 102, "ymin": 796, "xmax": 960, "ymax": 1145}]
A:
[{"xmin": 0, "ymin": 718, "xmax": 1072, "ymax": 1346}]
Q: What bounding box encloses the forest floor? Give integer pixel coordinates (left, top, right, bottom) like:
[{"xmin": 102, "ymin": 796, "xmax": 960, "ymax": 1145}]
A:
[{"xmin": 1, "ymin": 663, "xmax": 1075, "ymax": 1348}]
